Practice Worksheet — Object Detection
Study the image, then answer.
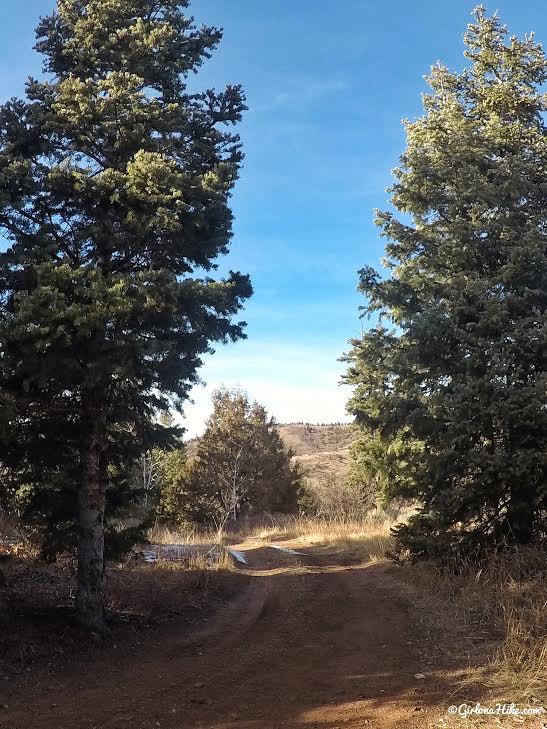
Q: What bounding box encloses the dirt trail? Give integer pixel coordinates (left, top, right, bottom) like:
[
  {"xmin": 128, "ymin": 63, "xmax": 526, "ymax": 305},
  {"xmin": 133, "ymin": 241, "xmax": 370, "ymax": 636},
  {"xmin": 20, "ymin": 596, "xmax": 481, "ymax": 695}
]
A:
[{"xmin": 1, "ymin": 542, "xmax": 471, "ymax": 729}]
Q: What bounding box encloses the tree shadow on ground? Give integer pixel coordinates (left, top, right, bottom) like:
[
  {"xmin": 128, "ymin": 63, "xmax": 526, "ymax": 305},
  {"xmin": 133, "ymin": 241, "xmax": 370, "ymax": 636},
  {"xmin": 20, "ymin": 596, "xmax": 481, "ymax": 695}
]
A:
[{"xmin": 0, "ymin": 545, "xmax": 498, "ymax": 729}]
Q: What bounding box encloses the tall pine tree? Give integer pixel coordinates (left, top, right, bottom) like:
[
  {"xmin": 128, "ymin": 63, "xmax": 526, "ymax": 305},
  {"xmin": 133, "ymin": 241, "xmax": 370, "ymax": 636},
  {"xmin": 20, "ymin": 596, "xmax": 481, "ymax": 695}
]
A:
[
  {"xmin": 0, "ymin": 0, "xmax": 251, "ymax": 628},
  {"xmin": 345, "ymin": 8, "xmax": 547, "ymax": 561}
]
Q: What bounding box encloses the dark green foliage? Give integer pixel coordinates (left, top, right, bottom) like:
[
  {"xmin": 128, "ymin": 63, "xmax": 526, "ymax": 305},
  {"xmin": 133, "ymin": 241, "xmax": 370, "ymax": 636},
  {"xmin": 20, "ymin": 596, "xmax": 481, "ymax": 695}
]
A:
[
  {"xmin": 0, "ymin": 0, "xmax": 251, "ymax": 624},
  {"xmin": 179, "ymin": 388, "xmax": 301, "ymax": 528},
  {"xmin": 344, "ymin": 8, "xmax": 547, "ymax": 560},
  {"xmin": 144, "ymin": 446, "xmax": 190, "ymax": 524}
]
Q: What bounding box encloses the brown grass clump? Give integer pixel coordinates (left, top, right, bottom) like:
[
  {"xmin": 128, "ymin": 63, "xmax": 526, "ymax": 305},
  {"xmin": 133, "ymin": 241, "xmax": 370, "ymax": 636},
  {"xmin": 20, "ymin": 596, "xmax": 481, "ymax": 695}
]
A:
[{"xmin": 402, "ymin": 547, "xmax": 547, "ymax": 703}]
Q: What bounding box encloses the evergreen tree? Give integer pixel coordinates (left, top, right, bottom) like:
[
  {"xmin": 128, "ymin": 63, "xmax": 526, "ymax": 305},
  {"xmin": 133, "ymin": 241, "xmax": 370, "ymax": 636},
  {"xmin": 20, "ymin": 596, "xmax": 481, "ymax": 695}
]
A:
[
  {"xmin": 0, "ymin": 0, "xmax": 251, "ymax": 628},
  {"xmin": 345, "ymin": 8, "xmax": 547, "ymax": 561},
  {"xmin": 181, "ymin": 388, "xmax": 300, "ymax": 530},
  {"xmin": 153, "ymin": 446, "xmax": 190, "ymax": 523}
]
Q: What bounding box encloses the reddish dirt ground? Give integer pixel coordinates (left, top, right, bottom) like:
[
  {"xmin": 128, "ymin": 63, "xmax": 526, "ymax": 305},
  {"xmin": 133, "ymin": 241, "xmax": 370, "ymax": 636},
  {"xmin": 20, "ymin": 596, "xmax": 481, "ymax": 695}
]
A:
[{"xmin": 0, "ymin": 542, "xmax": 523, "ymax": 729}]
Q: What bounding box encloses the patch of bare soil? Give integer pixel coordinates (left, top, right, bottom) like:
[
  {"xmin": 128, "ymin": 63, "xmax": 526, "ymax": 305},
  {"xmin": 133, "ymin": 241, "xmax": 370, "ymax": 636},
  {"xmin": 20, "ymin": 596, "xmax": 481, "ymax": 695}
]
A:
[{"xmin": 0, "ymin": 542, "xmax": 540, "ymax": 729}]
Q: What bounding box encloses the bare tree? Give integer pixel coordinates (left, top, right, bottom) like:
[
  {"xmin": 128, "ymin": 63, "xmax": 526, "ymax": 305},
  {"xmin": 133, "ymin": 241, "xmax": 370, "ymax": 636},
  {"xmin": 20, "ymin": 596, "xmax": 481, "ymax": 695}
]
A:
[{"xmin": 139, "ymin": 450, "xmax": 165, "ymax": 507}]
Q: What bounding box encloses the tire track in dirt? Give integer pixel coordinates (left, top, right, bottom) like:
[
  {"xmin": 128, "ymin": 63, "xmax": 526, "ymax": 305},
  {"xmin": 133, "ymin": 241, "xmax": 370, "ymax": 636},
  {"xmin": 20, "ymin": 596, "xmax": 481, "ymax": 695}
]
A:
[{"xmin": 0, "ymin": 543, "xmax": 467, "ymax": 729}]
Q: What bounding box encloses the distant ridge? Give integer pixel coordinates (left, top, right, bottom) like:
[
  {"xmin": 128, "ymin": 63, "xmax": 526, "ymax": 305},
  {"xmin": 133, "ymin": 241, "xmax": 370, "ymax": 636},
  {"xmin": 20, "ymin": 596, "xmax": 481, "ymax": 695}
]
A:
[
  {"xmin": 276, "ymin": 423, "xmax": 356, "ymax": 487},
  {"xmin": 185, "ymin": 422, "xmax": 356, "ymax": 488}
]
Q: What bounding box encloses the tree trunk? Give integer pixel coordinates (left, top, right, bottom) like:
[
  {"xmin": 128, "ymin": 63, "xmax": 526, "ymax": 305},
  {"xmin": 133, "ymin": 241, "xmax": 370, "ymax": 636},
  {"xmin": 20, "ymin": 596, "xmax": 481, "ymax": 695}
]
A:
[
  {"xmin": 505, "ymin": 489, "xmax": 535, "ymax": 545},
  {"xmin": 504, "ymin": 422, "xmax": 536, "ymax": 545},
  {"xmin": 76, "ymin": 432, "xmax": 106, "ymax": 631}
]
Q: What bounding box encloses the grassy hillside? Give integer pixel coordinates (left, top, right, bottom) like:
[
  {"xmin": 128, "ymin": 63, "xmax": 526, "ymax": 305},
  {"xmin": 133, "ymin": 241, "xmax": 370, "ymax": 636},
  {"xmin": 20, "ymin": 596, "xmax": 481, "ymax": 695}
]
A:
[
  {"xmin": 276, "ymin": 423, "xmax": 355, "ymax": 456},
  {"xmin": 186, "ymin": 422, "xmax": 356, "ymax": 489},
  {"xmin": 277, "ymin": 423, "xmax": 356, "ymax": 490}
]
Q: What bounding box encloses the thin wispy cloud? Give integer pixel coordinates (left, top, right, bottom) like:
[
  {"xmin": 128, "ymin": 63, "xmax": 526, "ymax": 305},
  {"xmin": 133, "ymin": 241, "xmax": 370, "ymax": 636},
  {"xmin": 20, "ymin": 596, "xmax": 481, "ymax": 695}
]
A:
[
  {"xmin": 1, "ymin": 0, "xmax": 511, "ymax": 439},
  {"xmin": 179, "ymin": 338, "xmax": 353, "ymax": 438},
  {"xmin": 250, "ymin": 78, "xmax": 348, "ymax": 114}
]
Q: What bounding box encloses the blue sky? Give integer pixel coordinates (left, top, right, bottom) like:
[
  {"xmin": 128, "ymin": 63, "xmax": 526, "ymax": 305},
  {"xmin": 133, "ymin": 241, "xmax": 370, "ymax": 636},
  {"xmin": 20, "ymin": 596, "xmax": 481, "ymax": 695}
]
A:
[{"xmin": 1, "ymin": 0, "xmax": 545, "ymax": 435}]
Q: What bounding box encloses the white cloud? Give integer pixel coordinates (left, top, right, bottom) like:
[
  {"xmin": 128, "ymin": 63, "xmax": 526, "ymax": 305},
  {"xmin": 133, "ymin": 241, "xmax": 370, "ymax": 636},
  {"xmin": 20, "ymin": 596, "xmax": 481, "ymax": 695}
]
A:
[{"xmin": 177, "ymin": 338, "xmax": 353, "ymax": 439}]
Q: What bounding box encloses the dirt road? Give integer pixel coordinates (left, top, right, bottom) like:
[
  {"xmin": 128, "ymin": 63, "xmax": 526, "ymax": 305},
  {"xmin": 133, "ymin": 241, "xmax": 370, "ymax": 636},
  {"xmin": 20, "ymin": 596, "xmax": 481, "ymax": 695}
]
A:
[{"xmin": 0, "ymin": 541, "xmax": 479, "ymax": 729}]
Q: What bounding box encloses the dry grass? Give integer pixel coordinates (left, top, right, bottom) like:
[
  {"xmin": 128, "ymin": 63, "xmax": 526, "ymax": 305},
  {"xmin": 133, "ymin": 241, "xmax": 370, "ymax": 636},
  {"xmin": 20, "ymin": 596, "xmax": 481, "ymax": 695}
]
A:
[
  {"xmin": 147, "ymin": 523, "xmax": 225, "ymax": 546},
  {"xmin": 147, "ymin": 511, "xmax": 398, "ymax": 563},
  {"xmin": 185, "ymin": 549, "xmax": 234, "ymax": 571},
  {"xmin": 403, "ymin": 547, "xmax": 547, "ymax": 704},
  {"xmin": 276, "ymin": 423, "xmax": 356, "ymax": 456},
  {"xmin": 246, "ymin": 512, "xmax": 397, "ymax": 563}
]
